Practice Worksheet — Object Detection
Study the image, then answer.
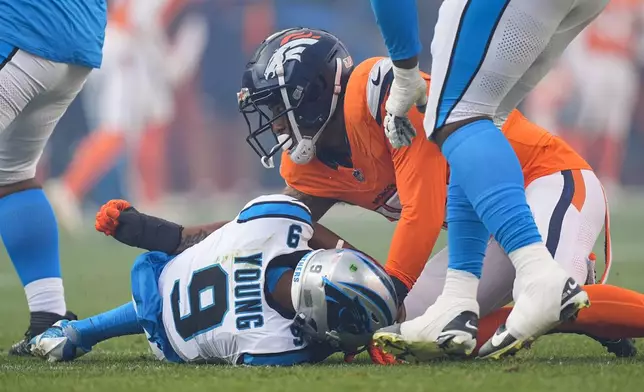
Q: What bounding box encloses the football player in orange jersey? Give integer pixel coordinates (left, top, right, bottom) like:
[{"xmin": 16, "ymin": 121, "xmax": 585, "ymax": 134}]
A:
[{"xmin": 94, "ymin": 28, "xmax": 644, "ymax": 361}]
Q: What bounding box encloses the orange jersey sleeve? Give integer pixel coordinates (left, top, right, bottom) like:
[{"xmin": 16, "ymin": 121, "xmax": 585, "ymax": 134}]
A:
[
  {"xmin": 386, "ymin": 128, "xmax": 448, "ymax": 289},
  {"xmin": 382, "ymin": 70, "xmax": 448, "ymax": 289}
]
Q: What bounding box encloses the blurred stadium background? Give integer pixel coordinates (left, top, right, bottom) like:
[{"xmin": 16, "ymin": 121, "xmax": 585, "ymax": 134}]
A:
[
  {"xmin": 31, "ymin": 0, "xmax": 644, "ymax": 221},
  {"xmin": 2, "ymin": 2, "xmax": 644, "ymax": 390}
]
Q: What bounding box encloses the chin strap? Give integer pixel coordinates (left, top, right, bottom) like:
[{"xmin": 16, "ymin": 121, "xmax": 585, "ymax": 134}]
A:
[{"xmin": 261, "ymin": 57, "xmax": 344, "ymax": 168}]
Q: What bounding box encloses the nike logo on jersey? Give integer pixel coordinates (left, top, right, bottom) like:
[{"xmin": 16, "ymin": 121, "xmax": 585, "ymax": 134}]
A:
[{"xmin": 371, "ymin": 68, "xmax": 381, "ymax": 86}]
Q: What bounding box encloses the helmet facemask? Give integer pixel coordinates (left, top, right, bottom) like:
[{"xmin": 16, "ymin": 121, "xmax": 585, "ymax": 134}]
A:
[{"xmin": 238, "ymin": 57, "xmax": 344, "ymax": 169}]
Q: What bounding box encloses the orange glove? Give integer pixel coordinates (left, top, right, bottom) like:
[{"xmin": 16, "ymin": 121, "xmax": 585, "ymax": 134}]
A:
[
  {"xmin": 95, "ymin": 199, "xmax": 132, "ymax": 236},
  {"xmin": 367, "ymin": 340, "xmax": 402, "ymax": 365}
]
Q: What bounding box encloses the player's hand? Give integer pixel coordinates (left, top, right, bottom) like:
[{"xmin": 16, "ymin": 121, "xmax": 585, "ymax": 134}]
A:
[
  {"xmin": 368, "ymin": 340, "xmax": 402, "ymax": 365},
  {"xmin": 95, "ymin": 199, "xmax": 133, "ymax": 236},
  {"xmin": 383, "ymin": 64, "xmax": 427, "ymax": 149}
]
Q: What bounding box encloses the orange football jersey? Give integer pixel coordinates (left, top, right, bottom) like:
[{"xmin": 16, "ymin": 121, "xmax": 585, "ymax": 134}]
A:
[{"xmin": 280, "ymin": 57, "xmax": 591, "ymax": 289}]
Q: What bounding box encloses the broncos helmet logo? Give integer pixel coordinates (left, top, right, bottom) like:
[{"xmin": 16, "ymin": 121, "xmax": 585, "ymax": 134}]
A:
[{"xmin": 264, "ymin": 35, "xmax": 320, "ymax": 80}]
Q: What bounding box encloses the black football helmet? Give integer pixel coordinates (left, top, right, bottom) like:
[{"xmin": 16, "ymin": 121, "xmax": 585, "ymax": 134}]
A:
[{"xmin": 238, "ymin": 28, "xmax": 354, "ymax": 168}]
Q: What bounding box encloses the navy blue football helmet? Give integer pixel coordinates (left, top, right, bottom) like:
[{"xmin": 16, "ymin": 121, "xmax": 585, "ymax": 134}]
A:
[{"xmin": 238, "ymin": 28, "xmax": 354, "ymax": 168}]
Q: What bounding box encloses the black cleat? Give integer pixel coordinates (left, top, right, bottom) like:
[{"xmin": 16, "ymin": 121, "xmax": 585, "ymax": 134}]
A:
[
  {"xmin": 591, "ymin": 336, "xmax": 638, "ymax": 358},
  {"xmin": 436, "ymin": 311, "xmax": 479, "ymax": 355},
  {"xmin": 8, "ymin": 311, "xmax": 78, "ymax": 356}
]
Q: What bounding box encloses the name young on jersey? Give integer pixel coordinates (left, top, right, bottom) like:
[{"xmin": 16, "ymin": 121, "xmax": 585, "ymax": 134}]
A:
[{"xmin": 233, "ymin": 252, "xmax": 265, "ymax": 330}]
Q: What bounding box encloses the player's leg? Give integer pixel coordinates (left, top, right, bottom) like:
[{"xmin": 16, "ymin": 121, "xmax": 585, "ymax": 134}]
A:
[
  {"xmin": 479, "ymin": 169, "xmax": 603, "ymax": 355},
  {"xmin": 492, "ymin": 2, "xmax": 607, "ymax": 126},
  {"xmin": 401, "ymin": 240, "xmax": 515, "ymax": 320},
  {"xmin": 395, "ymin": 181, "xmax": 486, "ymax": 358},
  {"xmin": 48, "ymin": 40, "xmax": 131, "ymax": 232},
  {"xmin": 419, "ymin": 0, "xmax": 609, "ymax": 359},
  {"xmin": 400, "ymin": 247, "xmax": 448, "ymax": 321},
  {"xmin": 477, "ymin": 284, "xmax": 644, "ymax": 358},
  {"xmin": 30, "ymin": 302, "xmax": 144, "ymax": 362},
  {"xmin": 413, "ymin": 0, "xmax": 575, "ymax": 357},
  {"xmin": 378, "ymin": 234, "xmax": 515, "ymax": 362},
  {"xmin": 480, "ymin": 2, "xmax": 613, "ymax": 358},
  {"xmin": 0, "ymin": 49, "xmax": 91, "ymax": 355},
  {"xmin": 542, "ymin": 169, "xmax": 638, "ymax": 356}
]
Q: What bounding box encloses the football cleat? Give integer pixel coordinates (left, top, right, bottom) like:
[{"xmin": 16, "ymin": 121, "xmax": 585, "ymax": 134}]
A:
[
  {"xmin": 435, "ymin": 311, "xmax": 479, "ymax": 356},
  {"xmin": 9, "ymin": 311, "xmax": 78, "ymax": 356},
  {"xmin": 593, "ymin": 337, "xmax": 638, "ymax": 358},
  {"xmin": 479, "ymin": 277, "xmax": 590, "ymax": 359},
  {"xmin": 29, "ymin": 320, "xmax": 90, "ymax": 362},
  {"xmin": 372, "ymin": 311, "xmax": 479, "ymax": 363}
]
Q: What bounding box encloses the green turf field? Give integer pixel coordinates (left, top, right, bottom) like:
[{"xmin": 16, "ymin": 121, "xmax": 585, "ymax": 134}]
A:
[{"xmin": 1, "ymin": 196, "xmax": 643, "ymax": 392}]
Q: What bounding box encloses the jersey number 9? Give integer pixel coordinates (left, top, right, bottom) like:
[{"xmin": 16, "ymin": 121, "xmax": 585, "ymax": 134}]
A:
[{"xmin": 170, "ymin": 265, "xmax": 229, "ymax": 341}]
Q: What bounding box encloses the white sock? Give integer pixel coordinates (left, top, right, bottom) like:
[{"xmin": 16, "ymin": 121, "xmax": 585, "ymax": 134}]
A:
[
  {"xmin": 401, "ymin": 269, "xmax": 479, "ymax": 341},
  {"xmin": 508, "ymin": 242, "xmax": 559, "ymax": 277},
  {"xmin": 24, "ymin": 277, "xmax": 67, "ymax": 315},
  {"xmin": 442, "ymin": 269, "xmax": 479, "ymax": 303}
]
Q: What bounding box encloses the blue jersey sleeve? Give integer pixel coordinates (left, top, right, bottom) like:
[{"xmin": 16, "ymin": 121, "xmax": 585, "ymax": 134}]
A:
[{"xmin": 369, "ymin": 0, "xmax": 422, "ymax": 61}]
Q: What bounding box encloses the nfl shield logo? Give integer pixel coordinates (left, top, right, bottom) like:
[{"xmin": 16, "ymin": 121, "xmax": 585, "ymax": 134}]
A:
[{"xmin": 352, "ymin": 169, "xmax": 364, "ymax": 182}]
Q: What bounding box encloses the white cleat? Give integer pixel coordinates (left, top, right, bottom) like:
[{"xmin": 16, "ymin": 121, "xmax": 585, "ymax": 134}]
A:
[
  {"xmin": 478, "ymin": 275, "xmax": 590, "ymax": 359},
  {"xmin": 373, "ymin": 296, "xmax": 479, "ymax": 363}
]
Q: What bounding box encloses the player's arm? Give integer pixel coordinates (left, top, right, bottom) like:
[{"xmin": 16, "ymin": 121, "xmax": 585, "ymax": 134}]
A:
[
  {"xmin": 95, "ymin": 188, "xmax": 361, "ymax": 255},
  {"xmin": 174, "ymin": 223, "xmax": 227, "ymax": 253},
  {"xmin": 94, "ymin": 199, "xmax": 227, "ymax": 255},
  {"xmin": 282, "ymin": 186, "xmax": 358, "ymax": 251},
  {"xmin": 369, "ymin": 0, "xmax": 422, "ymax": 65},
  {"xmin": 386, "ymin": 125, "xmax": 448, "ymax": 302}
]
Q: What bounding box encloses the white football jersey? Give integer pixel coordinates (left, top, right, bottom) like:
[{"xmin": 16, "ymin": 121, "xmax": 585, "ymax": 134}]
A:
[{"xmin": 157, "ymin": 194, "xmax": 314, "ymax": 364}]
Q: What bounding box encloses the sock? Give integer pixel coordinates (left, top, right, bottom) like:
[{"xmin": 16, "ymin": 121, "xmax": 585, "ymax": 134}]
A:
[
  {"xmin": 63, "ymin": 130, "xmax": 125, "ymax": 200},
  {"xmin": 508, "ymin": 243, "xmax": 555, "ymax": 281},
  {"xmin": 24, "ymin": 278, "xmax": 66, "ymax": 315},
  {"xmin": 0, "ymin": 189, "xmax": 67, "ymax": 314},
  {"xmin": 445, "ymin": 180, "xmax": 489, "ymax": 278},
  {"xmin": 442, "ymin": 268, "xmax": 479, "ymax": 303},
  {"xmin": 68, "ymin": 302, "xmax": 143, "ymax": 348},
  {"xmin": 441, "ymin": 120, "xmax": 542, "ymax": 254}
]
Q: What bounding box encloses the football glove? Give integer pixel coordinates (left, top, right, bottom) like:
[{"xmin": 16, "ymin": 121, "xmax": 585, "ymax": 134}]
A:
[
  {"xmin": 368, "ymin": 340, "xmax": 402, "ymax": 365},
  {"xmin": 95, "ymin": 199, "xmax": 183, "ymax": 254},
  {"xmin": 95, "ymin": 199, "xmax": 132, "ymax": 236},
  {"xmin": 383, "ymin": 64, "xmax": 427, "ymax": 149}
]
